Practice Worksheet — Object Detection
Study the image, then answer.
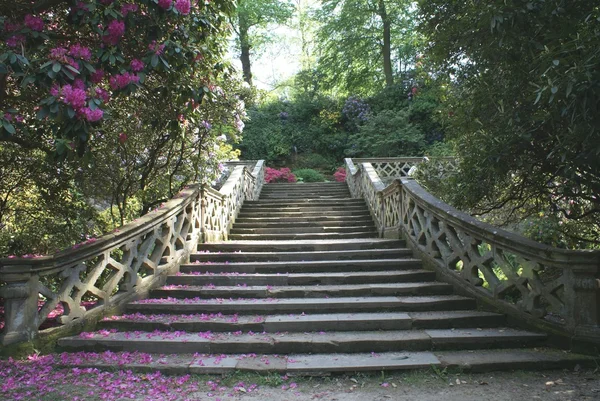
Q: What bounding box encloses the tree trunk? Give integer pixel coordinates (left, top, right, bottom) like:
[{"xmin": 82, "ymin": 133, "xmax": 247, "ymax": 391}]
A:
[
  {"xmin": 378, "ymin": 0, "xmax": 393, "ymax": 86},
  {"xmin": 239, "ymin": 15, "xmax": 253, "ymax": 85}
]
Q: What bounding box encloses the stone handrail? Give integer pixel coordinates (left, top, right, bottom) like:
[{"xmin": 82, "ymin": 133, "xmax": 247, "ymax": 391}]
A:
[
  {"xmin": 345, "ymin": 158, "xmax": 600, "ymax": 345},
  {"xmin": 0, "ymin": 160, "xmax": 265, "ymax": 346}
]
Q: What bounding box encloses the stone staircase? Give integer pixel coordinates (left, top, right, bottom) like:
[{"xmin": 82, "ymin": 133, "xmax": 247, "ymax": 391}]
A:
[{"xmin": 57, "ymin": 182, "xmax": 594, "ymax": 373}]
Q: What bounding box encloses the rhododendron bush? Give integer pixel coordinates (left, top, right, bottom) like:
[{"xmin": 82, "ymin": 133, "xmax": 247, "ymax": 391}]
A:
[
  {"xmin": 0, "ymin": 1, "xmax": 247, "ymax": 256},
  {"xmin": 264, "ymin": 167, "xmax": 296, "ymax": 183}
]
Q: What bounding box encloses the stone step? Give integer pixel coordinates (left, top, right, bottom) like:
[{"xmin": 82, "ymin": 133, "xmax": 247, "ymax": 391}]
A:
[
  {"xmin": 190, "ymin": 248, "xmax": 413, "ymax": 262},
  {"xmin": 237, "ymin": 210, "xmax": 370, "ymax": 218},
  {"xmin": 230, "ymin": 226, "xmax": 376, "ymax": 235},
  {"xmin": 240, "ymin": 206, "xmax": 368, "ymax": 213},
  {"xmin": 170, "ymin": 270, "xmax": 434, "ymax": 286},
  {"xmin": 244, "ymin": 199, "xmax": 366, "ymax": 206},
  {"xmin": 196, "ymin": 239, "xmax": 405, "ymax": 252},
  {"xmin": 180, "ymin": 259, "xmax": 422, "ymax": 274},
  {"xmin": 125, "ymin": 295, "xmax": 477, "ymax": 315},
  {"xmin": 231, "ymin": 222, "xmax": 375, "ymax": 231},
  {"xmin": 55, "ymin": 348, "xmax": 596, "ymax": 375},
  {"xmin": 259, "ymin": 194, "xmax": 351, "ymax": 199},
  {"xmin": 263, "ymin": 183, "xmax": 348, "ymax": 188},
  {"xmin": 150, "ymin": 283, "xmax": 454, "ymax": 299},
  {"xmin": 260, "ymin": 187, "xmax": 351, "ymax": 193},
  {"xmin": 235, "ymin": 216, "xmax": 374, "ymax": 224},
  {"xmin": 98, "ymin": 311, "xmax": 506, "ymax": 333},
  {"xmin": 229, "ymin": 232, "xmax": 378, "ymax": 240},
  {"xmin": 57, "ymin": 328, "xmax": 547, "ymax": 355}
]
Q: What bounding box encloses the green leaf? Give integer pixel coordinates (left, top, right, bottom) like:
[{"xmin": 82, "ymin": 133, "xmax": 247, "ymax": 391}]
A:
[
  {"xmin": 151, "ymin": 54, "xmax": 159, "ymax": 68},
  {"xmin": 552, "ymin": 59, "xmax": 560, "ymax": 66},
  {"xmin": 67, "ymin": 108, "xmax": 76, "ymax": 119},
  {"xmin": 37, "ymin": 108, "xmax": 49, "ymax": 120},
  {"xmin": 2, "ymin": 121, "xmax": 16, "ymax": 134},
  {"xmin": 52, "ymin": 62, "xmax": 62, "ymax": 73}
]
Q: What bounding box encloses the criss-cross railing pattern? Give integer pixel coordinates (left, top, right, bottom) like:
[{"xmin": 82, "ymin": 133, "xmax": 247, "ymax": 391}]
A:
[
  {"xmin": 345, "ymin": 157, "xmax": 600, "ymax": 340},
  {"xmin": 0, "ymin": 161, "xmax": 265, "ymax": 346}
]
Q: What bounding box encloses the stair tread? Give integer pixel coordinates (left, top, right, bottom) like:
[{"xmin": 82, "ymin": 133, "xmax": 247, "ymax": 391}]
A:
[
  {"xmin": 101, "ymin": 310, "xmax": 505, "ymax": 326},
  {"xmin": 55, "ymin": 348, "xmax": 595, "ymax": 374},
  {"xmin": 183, "ymin": 258, "xmax": 421, "ymax": 267}
]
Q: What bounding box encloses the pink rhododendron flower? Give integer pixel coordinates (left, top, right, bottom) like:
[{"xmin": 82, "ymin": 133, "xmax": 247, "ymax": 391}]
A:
[
  {"xmin": 49, "ymin": 47, "xmax": 68, "ymax": 59},
  {"xmin": 95, "ymin": 87, "xmax": 111, "ymax": 102},
  {"xmin": 121, "ymin": 3, "xmax": 139, "ymax": 16},
  {"xmin": 175, "ymin": 0, "xmax": 191, "ymax": 14},
  {"xmin": 24, "ymin": 14, "xmax": 44, "ymax": 31},
  {"xmin": 4, "ymin": 113, "xmax": 12, "ymax": 121},
  {"xmin": 109, "ymin": 72, "xmax": 140, "ymax": 90},
  {"xmin": 68, "ymin": 43, "xmax": 92, "ymax": 60},
  {"xmin": 130, "ymin": 59, "xmax": 144, "ymax": 72},
  {"xmin": 61, "ymin": 85, "xmax": 87, "ymax": 109},
  {"xmin": 72, "ymin": 78, "xmax": 86, "ymax": 90},
  {"xmin": 80, "ymin": 107, "xmax": 103, "ymax": 122},
  {"xmin": 103, "ymin": 19, "xmax": 125, "ymax": 45},
  {"xmin": 90, "ymin": 69, "xmax": 105, "ymax": 83},
  {"xmin": 119, "ymin": 132, "xmax": 128, "ymax": 143},
  {"xmin": 6, "ymin": 35, "xmax": 25, "ymax": 47},
  {"xmin": 3, "ymin": 21, "xmax": 21, "ymax": 32},
  {"xmin": 158, "ymin": 0, "xmax": 172, "ymax": 10},
  {"xmin": 149, "ymin": 40, "xmax": 166, "ymax": 55}
]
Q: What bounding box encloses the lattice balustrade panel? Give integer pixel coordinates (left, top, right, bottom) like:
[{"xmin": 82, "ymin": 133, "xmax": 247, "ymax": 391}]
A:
[
  {"xmin": 358, "ymin": 170, "xmax": 382, "ymax": 228},
  {"xmin": 34, "ymin": 202, "xmax": 195, "ymax": 329},
  {"xmin": 203, "ymin": 194, "xmax": 224, "ymax": 235},
  {"xmin": 401, "ymin": 188, "xmax": 569, "ymax": 322},
  {"xmin": 382, "ymin": 189, "xmax": 402, "ymax": 229},
  {"xmin": 371, "ymin": 161, "xmax": 415, "ymax": 178}
]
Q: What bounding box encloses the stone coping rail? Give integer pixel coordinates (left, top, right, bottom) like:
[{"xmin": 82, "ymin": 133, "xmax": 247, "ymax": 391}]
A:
[
  {"xmin": 0, "ymin": 160, "xmax": 265, "ymax": 347},
  {"xmin": 345, "ymin": 158, "xmax": 600, "ymax": 348}
]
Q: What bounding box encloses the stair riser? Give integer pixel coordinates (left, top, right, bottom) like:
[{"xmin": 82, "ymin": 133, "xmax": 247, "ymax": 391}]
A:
[
  {"xmin": 58, "ymin": 335, "xmax": 543, "ymax": 355},
  {"xmin": 230, "ymin": 226, "xmax": 375, "ymax": 235},
  {"xmin": 232, "ymin": 221, "xmax": 373, "ymax": 228},
  {"xmin": 98, "ymin": 314, "xmax": 506, "ymax": 334},
  {"xmin": 240, "ymin": 207, "xmax": 368, "ymax": 213},
  {"xmin": 237, "ymin": 211, "xmax": 371, "ymax": 218},
  {"xmin": 150, "ymin": 285, "xmax": 454, "ymax": 299},
  {"xmin": 181, "ymin": 261, "xmax": 422, "ymax": 274},
  {"xmin": 229, "ymin": 233, "xmax": 378, "ymax": 240},
  {"xmin": 169, "ymin": 272, "xmax": 434, "ymax": 286},
  {"xmin": 244, "ymin": 200, "xmax": 366, "ymax": 206},
  {"xmin": 126, "ymin": 299, "xmax": 477, "ymax": 315},
  {"xmin": 197, "ymin": 241, "xmax": 405, "ymax": 252},
  {"xmin": 191, "ymin": 250, "xmax": 413, "ymax": 262},
  {"xmin": 235, "ymin": 218, "xmax": 374, "ymax": 224}
]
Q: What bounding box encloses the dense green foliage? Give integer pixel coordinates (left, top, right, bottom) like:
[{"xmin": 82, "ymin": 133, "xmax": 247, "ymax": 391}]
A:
[
  {"xmin": 418, "ymin": 0, "xmax": 600, "ymax": 247},
  {"xmin": 238, "ymin": 84, "xmax": 445, "ymax": 167},
  {"xmin": 316, "ymin": 0, "xmax": 420, "ymax": 94},
  {"xmin": 293, "ymin": 168, "xmax": 325, "ymax": 182}
]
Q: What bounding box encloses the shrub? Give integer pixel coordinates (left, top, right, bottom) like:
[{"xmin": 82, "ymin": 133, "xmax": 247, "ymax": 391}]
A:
[
  {"xmin": 265, "ymin": 167, "xmax": 297, "ymax": 183},
  {"xmin": 333, "ymin": 167, "xmax": 347, "ymax": 182},
  {"xmin": 293, "ymin": 169, "xmax": 325, "ymax": 183}
]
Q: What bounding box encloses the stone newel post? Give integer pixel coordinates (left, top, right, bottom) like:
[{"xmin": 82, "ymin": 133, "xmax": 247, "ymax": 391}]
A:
[
  {"xmin": 0, "ymin": 269, "xmax": 40, "ymax": 346},
  {"xmin": 565, "ymin": 262, "xmax": 600, "ymax": 330}
]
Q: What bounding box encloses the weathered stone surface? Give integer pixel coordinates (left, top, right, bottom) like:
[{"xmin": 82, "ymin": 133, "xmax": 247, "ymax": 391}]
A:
[
  {"xmin": 426, "ymin": 328, "xmax": 547, "ymax": 350},
  {"xmin": 436, "ymin": 348, "xmax": 598, "ymax": 372},
  {"xmin": 286, "ymin": 352, "xmax": 441, "ymax": 372}
]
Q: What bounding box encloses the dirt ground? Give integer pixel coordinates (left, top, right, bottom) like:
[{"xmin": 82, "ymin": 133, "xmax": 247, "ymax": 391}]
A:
[
  {"xmin": 190, "ymin": 369, "xmax": 600, "ymax": 401},
  {"xmin": 2, "ymin": 354, "xmax": 599, "ymax": 401}
]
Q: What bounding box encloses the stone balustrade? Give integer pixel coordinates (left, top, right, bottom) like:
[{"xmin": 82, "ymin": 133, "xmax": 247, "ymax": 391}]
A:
[
  {"xmin": 0, "ymin": 161, "xmax": 265, "ymax": 346},
  {"xmin": 345, "ymin": 158, "xmax": 600, "ymax": 346}
]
